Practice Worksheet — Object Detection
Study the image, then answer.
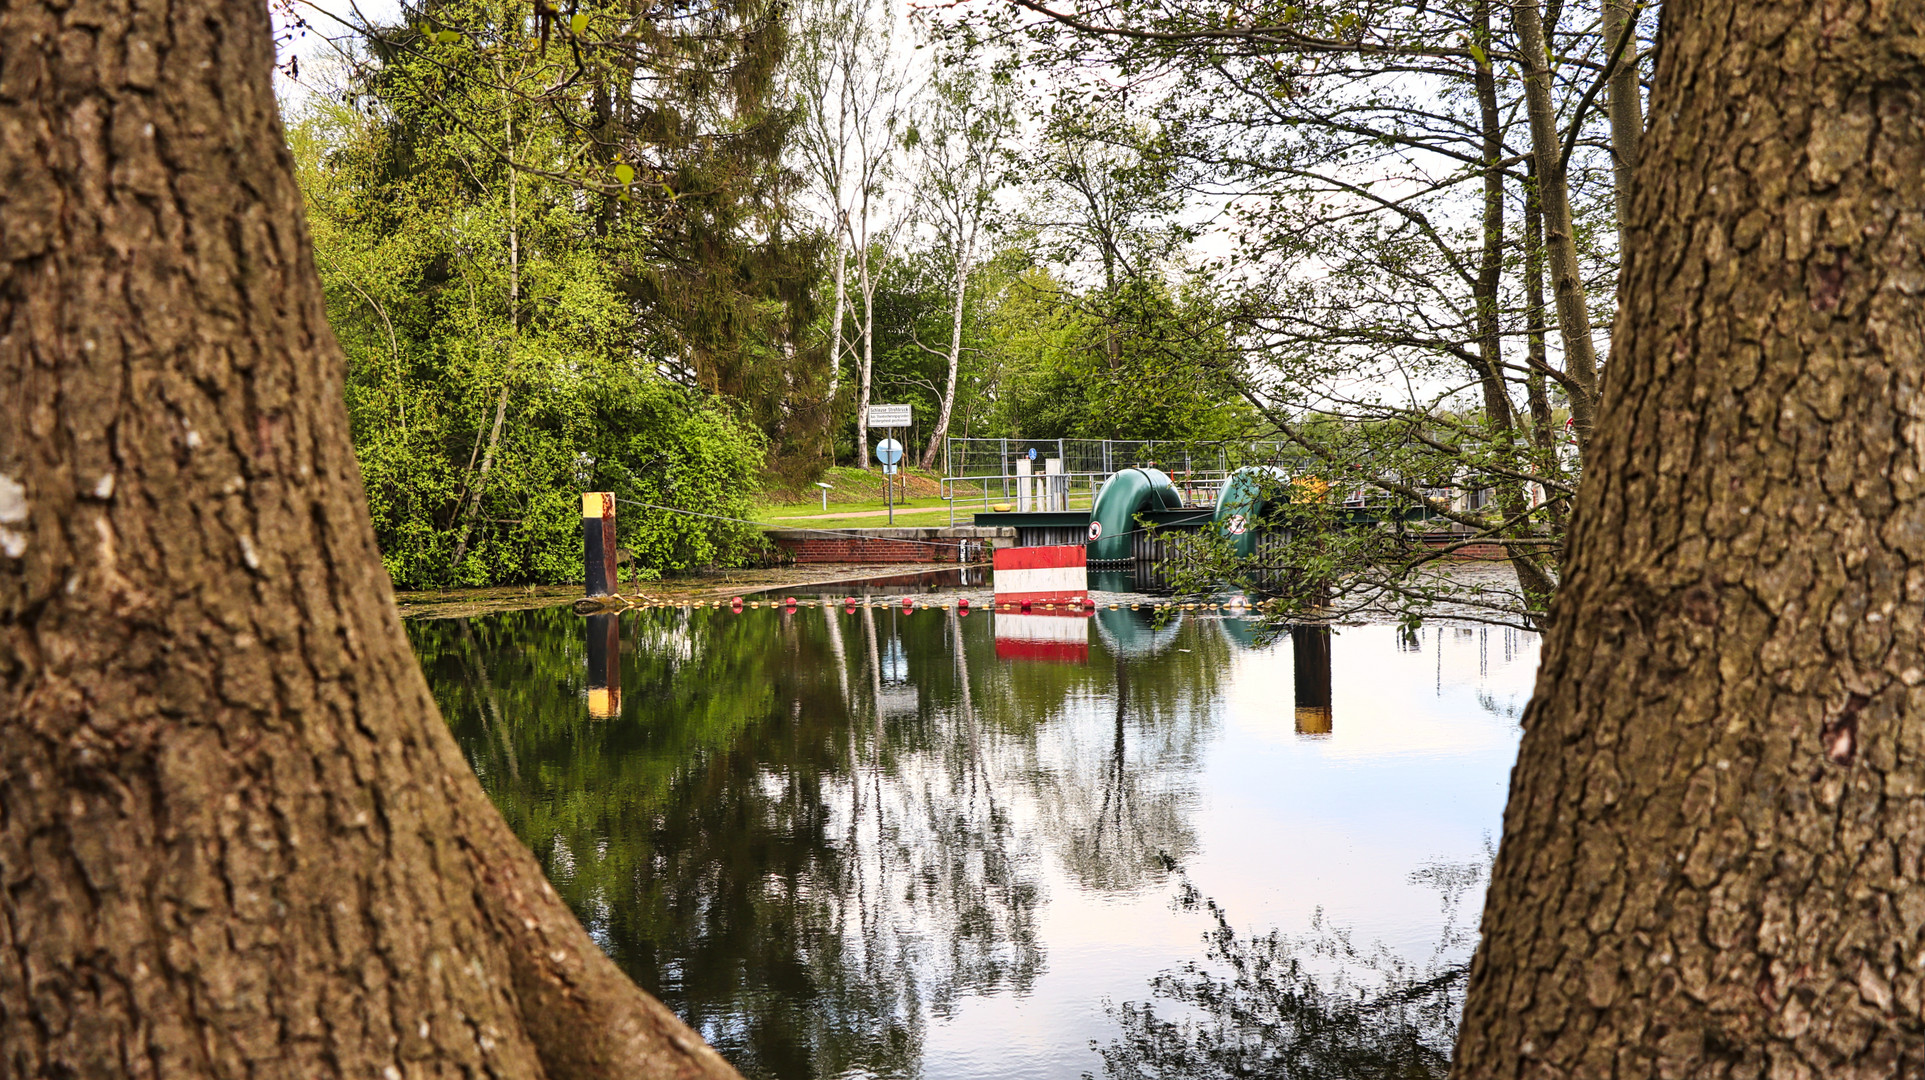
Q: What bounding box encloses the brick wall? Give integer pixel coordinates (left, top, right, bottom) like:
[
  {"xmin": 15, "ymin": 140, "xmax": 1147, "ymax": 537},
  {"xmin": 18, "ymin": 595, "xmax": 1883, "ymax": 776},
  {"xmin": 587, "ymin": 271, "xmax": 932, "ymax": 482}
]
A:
[
  {"xmin": 770, "ymin": 535, "xmax": 970, "ymax": 564},
  {"xmin": 766, "ymin": 527, "xmax": 1012, "ymax": 565}
]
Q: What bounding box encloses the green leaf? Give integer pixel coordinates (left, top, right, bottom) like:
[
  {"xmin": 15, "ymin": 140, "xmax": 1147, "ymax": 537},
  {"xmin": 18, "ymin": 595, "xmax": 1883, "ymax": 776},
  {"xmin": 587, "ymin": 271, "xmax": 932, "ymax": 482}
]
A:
[
  {"xmin": 1467, "ymin": 43, "xmax": 1487, "ymax": 68},
  {"xmin": 569, "ymin": 12, "xmax": 588, "ymax": 34},
  {"xmin": 613, "ymin": 163, "xmax": 635, "ymax": 186}
]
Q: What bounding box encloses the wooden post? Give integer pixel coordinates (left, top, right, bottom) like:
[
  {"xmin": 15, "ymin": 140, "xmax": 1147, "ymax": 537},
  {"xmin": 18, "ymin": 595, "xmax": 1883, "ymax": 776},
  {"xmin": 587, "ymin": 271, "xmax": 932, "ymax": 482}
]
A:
[{"xmin": 583, "ymin": 492, "xmax": 616, "ymax": 597}]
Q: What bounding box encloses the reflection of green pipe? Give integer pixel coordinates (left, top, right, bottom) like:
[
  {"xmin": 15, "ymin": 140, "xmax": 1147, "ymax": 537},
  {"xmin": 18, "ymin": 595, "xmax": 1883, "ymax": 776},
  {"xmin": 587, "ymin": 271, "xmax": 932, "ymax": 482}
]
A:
[
  {"xmin": 1089, "ymin": 468, "xmax": 1182, "ymax": 562},
  {"xmin": 1093, "ymin": 605, "xmax": 1186, "ymax": 659},
  {"xmin": 1218, "ymin": 615, "xmax": 1261, "ymax": 650},
  {"xmin": 1213, "ymin": 466, "xmax": 1291, "ymax": 559}
]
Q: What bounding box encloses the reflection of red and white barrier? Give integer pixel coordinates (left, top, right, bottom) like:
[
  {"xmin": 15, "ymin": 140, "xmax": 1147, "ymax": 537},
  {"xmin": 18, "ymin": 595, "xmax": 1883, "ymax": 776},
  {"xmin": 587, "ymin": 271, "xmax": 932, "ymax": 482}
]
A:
[
  {"xmin": 994, "ymin": 611, "xmax": 1091, "ymax": 663},
  {"xmin": 993, "ymin": 545, "xmax": 1087, "ymax": 606}
]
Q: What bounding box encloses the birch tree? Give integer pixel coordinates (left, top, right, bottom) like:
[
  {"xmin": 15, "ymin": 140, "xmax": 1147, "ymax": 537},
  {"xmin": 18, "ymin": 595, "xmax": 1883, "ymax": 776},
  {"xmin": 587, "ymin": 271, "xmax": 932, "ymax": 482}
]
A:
[
  {"xmin": 909, "ymin": 62, "xmax": 1013, "ymax": 468},
  {"xmin": 792, "ymin": 0, "xmax": 914, "ymax": 467}
]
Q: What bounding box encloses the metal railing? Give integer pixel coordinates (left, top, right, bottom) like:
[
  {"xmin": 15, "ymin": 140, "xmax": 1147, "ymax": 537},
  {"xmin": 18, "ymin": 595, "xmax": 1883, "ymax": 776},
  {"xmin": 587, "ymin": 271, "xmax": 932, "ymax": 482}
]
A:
[
  {"xmin": 943, "ymin": 437, "xmax": 1302, "ymax": 483},
  {"xmin": 941, "ymin": 470, "xmax": 1107, "ymax": 523},
  {"xmin": 940, "ymin": 468, "xmax": 1237, "ymax": 525},
  {"xmin": 937, "ymin": 438, "xmax": 1527, "ymax": 529}
]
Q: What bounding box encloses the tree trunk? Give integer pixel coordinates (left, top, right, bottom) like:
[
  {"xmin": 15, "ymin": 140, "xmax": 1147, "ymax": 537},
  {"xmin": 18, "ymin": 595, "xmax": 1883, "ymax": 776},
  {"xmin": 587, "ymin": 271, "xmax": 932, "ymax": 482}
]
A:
[
  {"xmin": 854, "ymin": 235, "xmax": 875, "ymax": 471},
  {"xmin": 1457, "ymin": 2, "xmax": 1925, "ymax": 1075},
  {"xmin": 1601, "ymin": 0, "xmax": 1643, "ymax": 249},
  {"xmin": 920, "ymin": 230, "xmax": 972, "ymax": 471},
  {"xmin": 1469, "ymin": 0, "xmax": 1555, "ymax": 617},
  {"xmin": 827, "ymin": 219, "xmax": 846, "ymax": 407},
  {"xmin": 451, "ymin": 102, "xmax": 518, "ymax": 571},
  {"xmin": 1521, "ymin": 165, "xmax": 1566, "ymax": 542},
  {"xmin": 0, "ymin": 0, "xmax": 739, "ymax": 1076},
  {"xmin": 1511, "ymin": 0, "xmax": 1602, "ymax": 450}
]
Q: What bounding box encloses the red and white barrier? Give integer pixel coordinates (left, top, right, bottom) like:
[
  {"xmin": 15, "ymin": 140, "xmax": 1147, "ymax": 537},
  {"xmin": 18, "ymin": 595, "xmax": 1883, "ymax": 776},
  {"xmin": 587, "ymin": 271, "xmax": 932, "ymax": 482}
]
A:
[
  {"xmin": 994, "ymin": 611, "xmax": 1091, "ymax": 663},
  {"xmin": 992, "ymin": 545, "xmax": 1087, "ymax": 606}
]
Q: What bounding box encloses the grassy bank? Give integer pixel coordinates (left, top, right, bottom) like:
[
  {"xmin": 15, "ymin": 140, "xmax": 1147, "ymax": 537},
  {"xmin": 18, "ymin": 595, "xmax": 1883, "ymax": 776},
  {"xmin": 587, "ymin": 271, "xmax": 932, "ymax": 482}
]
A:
[{"xmin": 757, "ymin": 466, "xmax": 1005, "ymax": 529}]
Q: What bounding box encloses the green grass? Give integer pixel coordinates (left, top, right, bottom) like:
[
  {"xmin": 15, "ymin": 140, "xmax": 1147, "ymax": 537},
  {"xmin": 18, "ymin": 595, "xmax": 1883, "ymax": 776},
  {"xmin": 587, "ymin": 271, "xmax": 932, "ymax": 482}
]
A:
[
  {"xmin": 756, "ymin": 464, "xmax": 1106, "ymax": 530},
  {"xmin": 756, "ymin": 496, "xmax": 960, "ymax": 528},
  {"xmin": 757, "ymin": 465, "xmax": 995, "ymax": 529},
  {"xmin": 761, "ymin": 509, "xmax": 959, "ymax": 529}
]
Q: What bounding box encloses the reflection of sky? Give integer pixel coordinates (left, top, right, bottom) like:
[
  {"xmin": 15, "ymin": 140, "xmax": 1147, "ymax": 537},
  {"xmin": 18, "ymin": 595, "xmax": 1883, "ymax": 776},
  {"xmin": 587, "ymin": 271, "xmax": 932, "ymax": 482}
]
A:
[{"xmin": 920, "ymin": 622, "xmax": 1534, "ymax": 1080}]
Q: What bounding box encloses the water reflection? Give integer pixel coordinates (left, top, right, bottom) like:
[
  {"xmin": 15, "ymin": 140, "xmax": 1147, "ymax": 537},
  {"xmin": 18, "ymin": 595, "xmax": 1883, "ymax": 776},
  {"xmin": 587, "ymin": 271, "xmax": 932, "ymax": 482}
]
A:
[
  {"xmin": 585, "ymin": 612, "xmax": 620, "ymax": 719},
  {"xmin": 1097, "ymin": 855, "xmax": 1485, "ymax": 1080},
  {"xmin": 1093, "ymin": 606, "xmax": 1186, "ymax": 659},
  {"xmin": 407, "ymin": 609, "xmax": 1535, "ymax": 1080},
  {"xmin": 1292, "ymin": 626, "xmax": 1333, "ymax": 735}
]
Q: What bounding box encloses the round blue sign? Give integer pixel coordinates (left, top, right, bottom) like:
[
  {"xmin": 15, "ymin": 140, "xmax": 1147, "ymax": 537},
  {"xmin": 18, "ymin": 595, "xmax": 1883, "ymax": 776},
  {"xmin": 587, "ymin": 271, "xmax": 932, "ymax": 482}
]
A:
[{"xmin": 875, "ymin": 438, "xmax": 904, "ymax": 465}]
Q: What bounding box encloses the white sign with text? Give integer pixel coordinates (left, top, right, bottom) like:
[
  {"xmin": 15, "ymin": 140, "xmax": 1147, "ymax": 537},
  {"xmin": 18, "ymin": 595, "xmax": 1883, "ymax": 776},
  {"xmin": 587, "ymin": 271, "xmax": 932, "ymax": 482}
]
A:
[{"xmin": 866, "ymin": 404, "xmax": 912, "ymax": 427}]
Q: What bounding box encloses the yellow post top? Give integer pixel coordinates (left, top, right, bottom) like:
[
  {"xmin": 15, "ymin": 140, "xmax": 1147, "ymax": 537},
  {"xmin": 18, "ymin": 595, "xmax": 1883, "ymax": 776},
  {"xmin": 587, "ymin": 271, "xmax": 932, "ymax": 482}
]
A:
[
  {"xmin": 583, "ymin": 492, "xmax": 612, "ymax": 518},
  {"xmin": 588, "ymin": 688, "xmax": 618, "ymax": 719},
  {"xmin": 1294, "ymin": 706, "xmax": 1333, "ymax": 735}
]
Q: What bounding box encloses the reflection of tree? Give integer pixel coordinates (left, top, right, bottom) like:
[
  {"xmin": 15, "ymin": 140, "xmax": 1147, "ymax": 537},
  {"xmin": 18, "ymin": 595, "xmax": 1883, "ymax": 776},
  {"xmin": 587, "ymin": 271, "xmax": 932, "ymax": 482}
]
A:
[
  {"xmin": 404, "ymin": 604, "xmax": 1254, "ymax": 1078},
  {"xmin": 1095, "ymin": 857, "xmax": 1490, "ymax": 1080},
  {"xmin": 828, "ymin": 605, "xmax": 1047, "ymax": 1027},
  {"xmin": 409, "ymin": 605, "xmax": 1049, "ymax": 1080},
  {"xmin": 979, "ymin": 610, "xmax": 1233, "ymax": 894}
]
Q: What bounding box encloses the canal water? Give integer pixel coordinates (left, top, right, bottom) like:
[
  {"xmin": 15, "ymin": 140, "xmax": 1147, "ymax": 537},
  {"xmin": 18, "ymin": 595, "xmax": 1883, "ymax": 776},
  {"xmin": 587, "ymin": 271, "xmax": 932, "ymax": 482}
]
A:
[{"xmin": 407, "ymin": 604, "xmax": 1538, "ymax": 1080}]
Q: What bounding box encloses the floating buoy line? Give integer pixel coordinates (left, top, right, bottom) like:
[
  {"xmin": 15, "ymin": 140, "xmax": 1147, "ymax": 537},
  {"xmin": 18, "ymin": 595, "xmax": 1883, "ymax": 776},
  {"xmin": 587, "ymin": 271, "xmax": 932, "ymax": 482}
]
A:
[{"xmin": 574, "ymin": 595, "xmax": 1252, "ymax": 615}]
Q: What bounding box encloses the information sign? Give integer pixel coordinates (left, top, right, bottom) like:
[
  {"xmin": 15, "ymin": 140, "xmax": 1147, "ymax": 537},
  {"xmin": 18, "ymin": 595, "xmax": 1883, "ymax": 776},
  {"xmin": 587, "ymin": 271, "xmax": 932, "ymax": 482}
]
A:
[
  {"xmin": 867, "ymin": 404, "xmax": 913, "ymax": 427},
  {"xmin": 874, "ymin": 438, "xmax": 904, "ymax": 465}
]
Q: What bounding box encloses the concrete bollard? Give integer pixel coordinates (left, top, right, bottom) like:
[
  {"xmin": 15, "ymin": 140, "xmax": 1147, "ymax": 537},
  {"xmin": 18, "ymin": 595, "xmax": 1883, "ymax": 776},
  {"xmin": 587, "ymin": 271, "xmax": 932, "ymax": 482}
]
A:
[{"xmin": 583, "ymin": 492, "xmax": 617, "ymax": 598}]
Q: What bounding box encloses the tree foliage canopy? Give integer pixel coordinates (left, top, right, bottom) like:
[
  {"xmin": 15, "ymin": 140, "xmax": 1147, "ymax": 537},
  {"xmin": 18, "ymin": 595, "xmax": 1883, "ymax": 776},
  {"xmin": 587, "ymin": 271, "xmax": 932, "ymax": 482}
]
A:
[{"xmin": 289, "ymin": 0, "xmax": 826, "ymax": 586}]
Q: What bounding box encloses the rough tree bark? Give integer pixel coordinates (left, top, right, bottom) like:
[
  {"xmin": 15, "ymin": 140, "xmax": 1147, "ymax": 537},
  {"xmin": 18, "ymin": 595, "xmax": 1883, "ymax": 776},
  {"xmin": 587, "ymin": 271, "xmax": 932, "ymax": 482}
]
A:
[
  {"xmin": 0, "ymin": 0, "xmax": 741, "ymax": 1076},
  {"xmin": 1457, "ymin": 0, "xmax": 1925, "ymax": 1075}
]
